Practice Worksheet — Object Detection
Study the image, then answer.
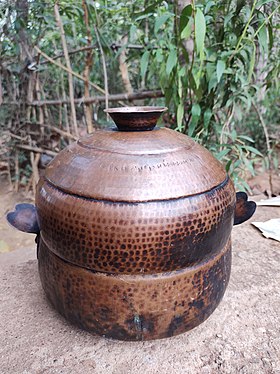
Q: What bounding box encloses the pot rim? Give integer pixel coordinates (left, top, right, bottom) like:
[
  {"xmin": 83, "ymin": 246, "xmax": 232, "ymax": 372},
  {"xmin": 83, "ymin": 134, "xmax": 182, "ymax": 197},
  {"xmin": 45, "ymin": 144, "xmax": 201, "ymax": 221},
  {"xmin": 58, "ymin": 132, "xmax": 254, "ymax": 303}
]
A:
[{"xmin": 104, "ymin": 106, "xmax": 168, "ymax": 114}]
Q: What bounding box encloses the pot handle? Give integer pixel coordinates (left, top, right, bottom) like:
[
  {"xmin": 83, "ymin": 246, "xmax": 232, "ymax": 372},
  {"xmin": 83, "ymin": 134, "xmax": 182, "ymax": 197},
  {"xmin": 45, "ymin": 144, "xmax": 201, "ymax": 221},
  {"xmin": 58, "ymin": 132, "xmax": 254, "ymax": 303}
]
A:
[
  {"xmin": 6, "ymin": 203, "xmax": 40, "ymax": 234},
  {"xmin": 234, "ymin": 192, "xmax": 256, "ymax": 225}
]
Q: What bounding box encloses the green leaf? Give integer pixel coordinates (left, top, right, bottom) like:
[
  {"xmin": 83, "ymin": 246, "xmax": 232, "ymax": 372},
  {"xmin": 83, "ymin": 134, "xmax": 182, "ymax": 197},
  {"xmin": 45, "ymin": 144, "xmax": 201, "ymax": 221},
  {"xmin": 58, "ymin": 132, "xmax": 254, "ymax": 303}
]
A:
[
  {"xmin": 140, "ymin": 51, "xmax": 150, "ymax": 80},
  {"xmin": 188, "ymin": 120, "xmax": 196, "ymax": 137},
  {"xmin": 178, "ymin": 66, "xmax": 186, "ymax": 77},
  {"xmin": 177, "ymin": 102, "xmax": 184, "ymax": 131},
  {"xmin": 155, "ymin": 14, "xmax": 171, "ymax": 34},
  {"xmin": 248, "ymin": 43, "xmax": 256, "ymax": 82},
  {"xmin": 164, "ymin": 86, "xmax": 173, "ymax": 106},
  {"xmin": 257, "ymin": 0, "xmax": 275, "ymax": 7},
  {"xmin": 243, "ymin": 158, "xmax": 256, "ymax": 176},
  {"xmin": 258, "ymin": 24, "xmax": 268, "ymax": 55},
  {"xmin": 166, "ymin": 49, "xmax": 177, "ymax": 75},
  {"xmin": 238, "ymin": 135, "xmax": 255, "ymax": 143},
  {"xmin": 224, "ymin": 13, "xmax": 234, "ymax": 27},
  {"xmin": 233, "ymin": 159, "xmax": 241, "ymax": 169},
  {"xmin": 181, "ymin": 18, "xmax": 193, "ymax": 39},
  {"xmin": 192, "ymin": 104, "xmax": 201, "ymax": 120},
  {"xmin": 239, "ymin": 49, "xmax": 250, "ymax": 67},
  {"xmin": 178, "ymin": 74, "xmax": 183, "ymax": 98},
  {"xmin": 195, "ymin": 8, "xmax": 206, "ymax": 54},
  {"xmin": 203, "ymin": 108, "xmax": 212, "ymax": 128},
  {"xmin": 226, "ymin": 160, "xmax": 232, "ymax": 172},
  {"xmin": 208, "ymin": 74, "xmax": 217, "ymax": 92},
  {"xmin": 221, "ymin": 50, "xmax": 235, "ymax": 59},
  {"xmin": 216, "ymin": 60, "xmax": 226, "ymax": 83},
  {"xmin": 231, "ymin": 129, "xmax": 237, "ymax": 142},
  {"xmin": 133, "ymin": 0, "xmax": 163, "ymax": 19},
  {"xmin": 205, "ymin": 1, "xmax": 216, "ymax": 14},
  {"xmin": 246, "ymin": 146, "xmax": 263, "ymax": 156},
  {"xmin": 206, "ymin": 62, "xmax": 216, "ymax": 80},
  {"xmin": 179, "ymin": 4, "xmax": 192, "ymax": 33},
  {"xmin": 188, "ymin": 103, "xmax": 201, "ymax": 137},
  {"xmin": 215, "ymin": 148, "xmax": 231, "ymax": 160},
  {"xmin": 268, "ymin": 22, "xmax": 273, "ymax": 50},
  {"xmin": 155, "ymin": 48, "xmax": 164, "ymax": 63},
  {"xmin": 129, "ymin": 25, "xmax": 137, "ymax": 42}
]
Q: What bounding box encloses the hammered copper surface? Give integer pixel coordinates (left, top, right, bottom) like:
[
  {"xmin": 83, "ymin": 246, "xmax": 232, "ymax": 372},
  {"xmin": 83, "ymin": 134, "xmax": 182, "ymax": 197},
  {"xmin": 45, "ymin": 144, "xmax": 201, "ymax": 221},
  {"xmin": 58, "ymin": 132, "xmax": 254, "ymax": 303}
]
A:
[
  {"xmin": 38, "ymin": 237, "xmax": 231, "ymax": 341},
  {"xmin": 6, "ymin": 106, "xmax": 257, "ymax": 342},
  {"xmin": 44, "ymin": 128, "xmax": 227, "ymax": 202},
  {"xmin": 37, "ymin": 177, "xmax": 235, "ymax": 274}
]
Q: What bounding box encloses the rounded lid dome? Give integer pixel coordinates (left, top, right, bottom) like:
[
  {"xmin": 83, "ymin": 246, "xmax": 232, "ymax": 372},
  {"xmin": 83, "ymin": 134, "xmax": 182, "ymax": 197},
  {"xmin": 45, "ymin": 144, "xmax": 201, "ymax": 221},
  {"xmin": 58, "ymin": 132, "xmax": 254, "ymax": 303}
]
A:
[{"xmin": 44, "ymin": 123, "xmax": 227, "ymax": 202}]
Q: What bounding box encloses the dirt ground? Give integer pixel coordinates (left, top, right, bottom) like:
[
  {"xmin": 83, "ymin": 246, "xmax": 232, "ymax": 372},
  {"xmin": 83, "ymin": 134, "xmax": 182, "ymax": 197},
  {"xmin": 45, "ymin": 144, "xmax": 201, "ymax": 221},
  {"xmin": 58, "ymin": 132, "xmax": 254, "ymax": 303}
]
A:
[
  {"xmin": 0, "ymin": 174, "xmax": 280, "ymax": 373},
  {"xmin": 0, "ymin": 177, "xmax": 35, "ymax": 253}
]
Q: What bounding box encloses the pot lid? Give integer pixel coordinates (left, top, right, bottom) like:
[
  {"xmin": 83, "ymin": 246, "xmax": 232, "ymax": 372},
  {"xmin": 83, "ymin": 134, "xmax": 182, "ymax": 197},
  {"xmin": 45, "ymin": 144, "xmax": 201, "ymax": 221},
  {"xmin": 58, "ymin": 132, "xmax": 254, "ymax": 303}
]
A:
[{"xmin": 44, "ymin": 125, "xmax": 227, "ymax": 202}]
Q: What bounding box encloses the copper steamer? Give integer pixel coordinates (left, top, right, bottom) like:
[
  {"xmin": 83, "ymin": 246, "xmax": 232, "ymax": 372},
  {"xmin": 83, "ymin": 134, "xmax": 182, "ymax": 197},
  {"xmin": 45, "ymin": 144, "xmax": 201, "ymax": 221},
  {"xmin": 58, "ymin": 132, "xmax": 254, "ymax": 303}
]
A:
[{"xmin": 7, "ymin": 106, "xmax": 256, "ymax": 341}]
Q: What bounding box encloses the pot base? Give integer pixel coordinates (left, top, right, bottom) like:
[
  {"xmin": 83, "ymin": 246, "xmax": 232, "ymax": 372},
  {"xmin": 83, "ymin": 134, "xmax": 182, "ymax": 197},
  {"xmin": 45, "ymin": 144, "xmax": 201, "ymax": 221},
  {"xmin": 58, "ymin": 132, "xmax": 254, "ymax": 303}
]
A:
[{"xmin": 38, "ymin": 238, "xmax": 231, "ymax": 341}]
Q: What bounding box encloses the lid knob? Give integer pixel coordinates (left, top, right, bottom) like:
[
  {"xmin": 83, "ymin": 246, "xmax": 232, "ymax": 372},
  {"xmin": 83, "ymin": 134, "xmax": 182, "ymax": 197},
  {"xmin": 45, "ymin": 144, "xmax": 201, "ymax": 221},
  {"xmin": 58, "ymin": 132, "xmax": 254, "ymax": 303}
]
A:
[{"xmin": 104, "ymin": 106, "xmax": 167, "ymax": 131}]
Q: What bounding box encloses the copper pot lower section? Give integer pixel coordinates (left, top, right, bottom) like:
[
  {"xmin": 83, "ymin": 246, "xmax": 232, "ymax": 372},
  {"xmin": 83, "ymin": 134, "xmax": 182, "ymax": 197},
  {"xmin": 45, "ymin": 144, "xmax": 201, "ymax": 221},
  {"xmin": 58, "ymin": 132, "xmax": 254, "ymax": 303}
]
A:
[{"xmin": 38, "ymin": 237, "xmax": 231, "ymax": 341}]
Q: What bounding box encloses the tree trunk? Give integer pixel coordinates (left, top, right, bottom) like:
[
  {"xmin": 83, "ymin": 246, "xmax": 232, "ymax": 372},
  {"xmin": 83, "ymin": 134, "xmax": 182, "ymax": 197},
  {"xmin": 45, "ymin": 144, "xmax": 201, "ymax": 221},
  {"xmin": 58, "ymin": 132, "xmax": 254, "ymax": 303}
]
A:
[
  {"xmin": 119, "ymin": 36, "xmax": 133, "ymax": 95},
  {"xmin": 15, "ymin": 0, "xmax": 34, "ymax": 119}
]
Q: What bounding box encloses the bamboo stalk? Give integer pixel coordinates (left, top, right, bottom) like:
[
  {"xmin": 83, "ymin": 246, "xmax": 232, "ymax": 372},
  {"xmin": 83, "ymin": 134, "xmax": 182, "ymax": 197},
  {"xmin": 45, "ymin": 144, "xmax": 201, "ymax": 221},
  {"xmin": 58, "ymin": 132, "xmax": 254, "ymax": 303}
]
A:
[
  {"xmin": 39, "ymin": 44, "xmax": 97, "ymax": 64},
  {"xmin": 53, "ymin": 37, "xmax": 71, "ymax": 135},
  {"xmin": 17, "ymin": 144, "xmax": 58, "ymax": 157},
  {"xmin": 58, "ymin": 102, "xmax": 62, "ymax": 127},
  {"xmin": 30, "ymin": 152, "xmax": 40, "ymax": 195},
  {"xmin": 94, "ymin": 25, "xmax": 109, "ymax": 116},
  {"xmin": 29, "ymin": 122, "xmax": 77, "ymax": 140},
  {"xmin": 26, "ymin": 73, "xmax": 36, "ymax": 121},
  {"xmin": 31, "ymin": 90, "xmax": 164, "ymax": 106},
  {"xmin": 34, "ymin": 46, "xmax": 105, "ymax": 94},
  {"xmin": 0, "ymin": 72, "xmax": 3, "ymax": 105},
  {"xmin": 35, "ymin": 53, "xmax": 45, "ymax": 138},
  {"xmin": 82, "ymin": 0, "xmax": 93, "ymax": 134},
  {"xmin": 61, "ymin": 78, "xmax": 70, "ymax": 133},
  {"xmin": 219, "ymin": 108, "xmax": 234, "ymax": 152},
  {"xmin": 14, "ymin": 150, "xmax": 19, "ymax": 192},
  {"xmin": 32, "ymin": 106, "xmax": 36, "ymax": 123},
  {"xmin": 6, "ymin": 160, "xmax": 13, "ymax": 189},
  {"xmin": 38, "ymin": 43, "xmax": 148, "ymax": 65},
  {"xmin": 9, "ymin": 133, "xmax": 28, "ymax": 141},
  {"xmin": 54, "ymin": 3, "xmax": 78, "ymax": 137},
  {"xmin": 25, "ymin": 172, "xmax": 33, "ymax": 193}
]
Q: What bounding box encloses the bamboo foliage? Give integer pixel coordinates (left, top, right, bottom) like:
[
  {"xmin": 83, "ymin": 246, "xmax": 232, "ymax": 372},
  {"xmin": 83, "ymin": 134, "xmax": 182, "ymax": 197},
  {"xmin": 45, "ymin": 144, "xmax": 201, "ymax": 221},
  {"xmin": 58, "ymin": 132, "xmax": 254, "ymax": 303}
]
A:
[
  {"xmin": 0, "ymin": 1, "xmax": 166, "ymax": 192},
  {"xmin": 0, "ymin": 0, "xmax": 279, "ymax": 194}
]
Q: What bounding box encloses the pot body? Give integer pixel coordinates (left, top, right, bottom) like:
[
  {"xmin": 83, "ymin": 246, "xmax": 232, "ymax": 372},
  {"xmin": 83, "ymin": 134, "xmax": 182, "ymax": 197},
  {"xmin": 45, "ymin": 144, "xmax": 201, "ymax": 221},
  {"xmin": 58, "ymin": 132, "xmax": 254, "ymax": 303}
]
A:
[
  {"xmin": 35, "ymin": 119, "xmax": 236, "ymax": 340},
  {"xmin": 38, "ymin": 236, "xmax": 231, "ymax": 341}
]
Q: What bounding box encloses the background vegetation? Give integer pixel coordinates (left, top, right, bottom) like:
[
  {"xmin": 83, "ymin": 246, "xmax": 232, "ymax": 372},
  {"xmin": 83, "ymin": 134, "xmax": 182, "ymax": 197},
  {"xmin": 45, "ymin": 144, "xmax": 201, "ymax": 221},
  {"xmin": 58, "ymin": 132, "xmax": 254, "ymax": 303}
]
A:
[{"xmin": 0, "ymin": 0, "xmax": 279, "ymax": 193}]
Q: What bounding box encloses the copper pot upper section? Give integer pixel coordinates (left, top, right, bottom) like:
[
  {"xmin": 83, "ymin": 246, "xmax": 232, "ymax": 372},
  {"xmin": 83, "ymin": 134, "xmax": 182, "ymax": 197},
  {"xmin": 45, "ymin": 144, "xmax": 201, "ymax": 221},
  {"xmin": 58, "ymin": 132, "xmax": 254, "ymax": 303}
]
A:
[
  {"xmin": 37, "ymin": 176, "xmax": 235, "ymax": 274},
  {"xmin": 44, "ymin": 128, "xmax": 227, "ymax": 202}
]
